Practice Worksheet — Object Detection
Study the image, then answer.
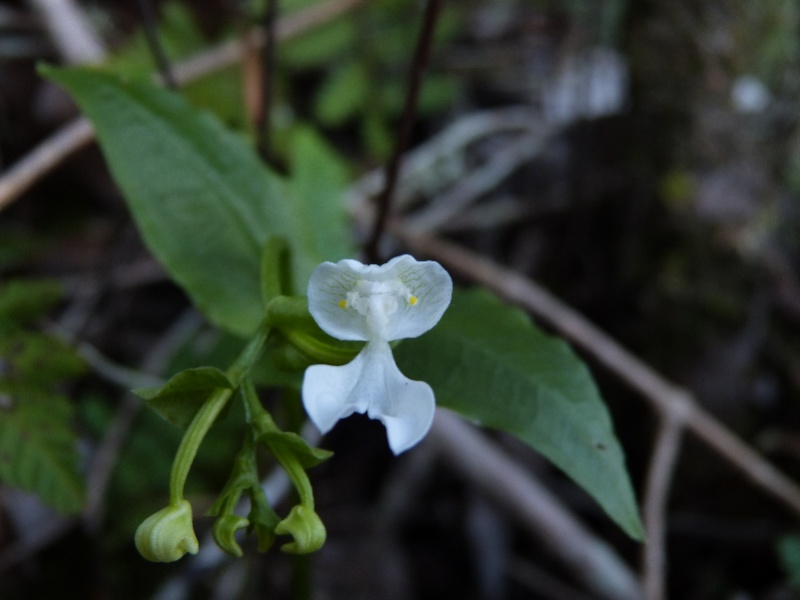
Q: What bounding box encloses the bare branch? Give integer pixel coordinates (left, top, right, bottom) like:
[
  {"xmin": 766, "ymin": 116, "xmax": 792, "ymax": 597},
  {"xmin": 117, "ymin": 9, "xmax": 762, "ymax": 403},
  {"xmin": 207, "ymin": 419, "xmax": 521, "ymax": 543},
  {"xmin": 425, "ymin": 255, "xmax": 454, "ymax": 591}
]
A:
[{"xmin": 641, "ymin": 414, "xmax": 685, "ymax": 600}]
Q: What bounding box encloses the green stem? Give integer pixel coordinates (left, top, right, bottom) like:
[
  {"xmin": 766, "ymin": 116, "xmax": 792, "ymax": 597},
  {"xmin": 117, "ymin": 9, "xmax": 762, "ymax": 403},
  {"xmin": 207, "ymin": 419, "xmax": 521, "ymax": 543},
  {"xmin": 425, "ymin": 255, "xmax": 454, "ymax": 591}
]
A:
[
  {"xmin": 241, "ymin": 380, "xmax": 315, "ymax": 508},
  {"xmin": 168, "ymin": 324, "xmax": 270, "ymax": 504}
]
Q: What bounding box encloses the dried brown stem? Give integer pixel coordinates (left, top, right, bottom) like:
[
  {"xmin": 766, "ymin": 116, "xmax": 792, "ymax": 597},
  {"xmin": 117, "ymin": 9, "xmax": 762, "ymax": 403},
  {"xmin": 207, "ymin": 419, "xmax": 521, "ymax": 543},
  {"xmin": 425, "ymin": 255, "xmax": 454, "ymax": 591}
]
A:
[{"xmin": 641, "ymin": 414, "xmax": 684, "ymax": 600}]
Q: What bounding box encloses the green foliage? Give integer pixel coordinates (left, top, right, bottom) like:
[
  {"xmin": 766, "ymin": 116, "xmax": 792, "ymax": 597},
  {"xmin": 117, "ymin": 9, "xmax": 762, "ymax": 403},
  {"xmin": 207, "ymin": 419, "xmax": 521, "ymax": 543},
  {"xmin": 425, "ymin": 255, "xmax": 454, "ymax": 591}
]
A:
[
  {"xmin": 0, "ymin": 280, "xmax": 85, "ymax": 515},
  {"xmin": 43, "ymin": 63, "xmax": 641, "ymax": 543},
  {"xmin": 396, "ymin": 289, "xmax": 644, "ymax": 540},
  {"xmin": 0, "ymin": 279, "xmax": 62, "ymax": 325},
  {"xmin": 134, "ymin": 367, "xmax": 235, "ymax": 429},
  {"xmin": 43, "ymin": 66, "xmax": 353, "ymax": 337},
  {"xmin": 108, "ymin": 1, "xmax": 245, "ymax": 127},
  {"xmin": 280, "ymin": 0, "xmax": 462, "ymax": 158},
  {"xmin": 778, "ymin": 534, "xmax": 800, "ymax": 588}
]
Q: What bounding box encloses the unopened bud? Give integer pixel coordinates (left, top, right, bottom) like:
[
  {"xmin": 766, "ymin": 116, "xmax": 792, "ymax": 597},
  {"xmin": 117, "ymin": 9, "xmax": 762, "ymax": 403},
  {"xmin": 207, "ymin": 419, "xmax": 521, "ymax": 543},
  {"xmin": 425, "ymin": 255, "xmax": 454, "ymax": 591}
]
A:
[
  {"xmin": 275, "ymin": 505, "xmax": 326, "ymax": 554},
  {"xmin": 135, "ymin": 500, "xmax": 199, "ymax": 562}
]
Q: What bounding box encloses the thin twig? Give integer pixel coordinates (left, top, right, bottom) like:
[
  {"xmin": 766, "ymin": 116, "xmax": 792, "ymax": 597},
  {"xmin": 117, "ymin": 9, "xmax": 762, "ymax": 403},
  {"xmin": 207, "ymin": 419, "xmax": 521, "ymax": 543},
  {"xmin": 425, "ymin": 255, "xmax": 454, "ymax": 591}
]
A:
[
  {"xmin": 347, "ymin": 106, "xmax": 543, "ymax": 223},
  {"xmin": 257, "ymin": 0, "xmax": 279, "ymax": 163},
  {"xmin": 365, "ymin": 0, "xmax": 444, "ymax": 262},
  {"xmin": 29, "ymin": 0, "xmax": 105, "ymax": 64},
  {"xmin": 136, "ymin": 0, "xmax": 177, "ymax": 88},
  {"xmin": 394, "ymin": 227, "xmax": 800, "ymax": 518},
  {"xmin": 431, "ymin": 410, "xmax": 643, "ymax": 600},
  {"xmin": 0, "ymin": 117, "xmax": 94, "ymax": 211},
  {"xmin": 407, "ymin": 132, "xmax": 549, "ymax": 232},
  {"xmin": 641, "ymin": 414, "xmax": 685, "ymax": 600},
  {"xmin": 0, "ymin": 0, "xmax": 366, "ymax": 212}
]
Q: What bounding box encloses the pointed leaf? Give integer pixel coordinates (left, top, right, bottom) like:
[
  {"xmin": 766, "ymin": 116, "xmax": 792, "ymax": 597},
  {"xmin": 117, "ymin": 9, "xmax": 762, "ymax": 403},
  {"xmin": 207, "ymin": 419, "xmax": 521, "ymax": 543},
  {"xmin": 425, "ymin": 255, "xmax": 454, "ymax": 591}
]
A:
[
  {"xmin": 396, "ymin": 289, "xmax": 644, "ymax": 540},
  {"xmin": 259, "ymin": 429, "xmax": 333, "ymax": 469},
  {"xmin": 135, "ymin": 367, "xmax": 234, "ymax": 428},
  {"xmin": 42, "ymin": 66, "xmax": 318, "ymax": 336}
]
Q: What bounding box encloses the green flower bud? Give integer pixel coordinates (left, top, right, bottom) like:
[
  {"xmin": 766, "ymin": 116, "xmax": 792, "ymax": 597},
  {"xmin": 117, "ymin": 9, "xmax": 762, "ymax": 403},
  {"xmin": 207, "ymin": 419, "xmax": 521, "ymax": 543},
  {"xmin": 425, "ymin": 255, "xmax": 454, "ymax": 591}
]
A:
[
  {"xmin": 275, "ymin": 505, "xmax": 326, "ymax": 554},
  {"xmin": 212, "ymin": 513, "xmax": 250, "ymax": 557},
  {"xmin": 135, "ymin": 500, "xmax": 199, "ymax": 562}
]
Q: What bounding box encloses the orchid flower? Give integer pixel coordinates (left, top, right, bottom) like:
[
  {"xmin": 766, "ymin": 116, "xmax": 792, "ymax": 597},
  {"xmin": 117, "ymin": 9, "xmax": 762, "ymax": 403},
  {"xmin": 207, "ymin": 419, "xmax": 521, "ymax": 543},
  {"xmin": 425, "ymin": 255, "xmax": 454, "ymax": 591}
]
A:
[{"xmin": 302, "ymin": 255, "xmax": 453, "ymax": 454}]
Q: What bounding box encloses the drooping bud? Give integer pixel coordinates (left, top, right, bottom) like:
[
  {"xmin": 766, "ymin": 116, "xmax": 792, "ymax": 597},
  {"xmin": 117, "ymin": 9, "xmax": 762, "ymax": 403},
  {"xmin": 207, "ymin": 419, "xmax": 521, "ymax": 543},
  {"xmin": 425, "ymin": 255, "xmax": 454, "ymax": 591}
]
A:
[
  {"xmin": 135, "ymin": 500, "xmax": 199, "ymax": 562},
  {"xmin": 212, "ymin": 513, "xmax": 250, "ymax": 557},
  {"xmin": 275, "ymin": 504, "xmax": 326, "ymax": 554}
]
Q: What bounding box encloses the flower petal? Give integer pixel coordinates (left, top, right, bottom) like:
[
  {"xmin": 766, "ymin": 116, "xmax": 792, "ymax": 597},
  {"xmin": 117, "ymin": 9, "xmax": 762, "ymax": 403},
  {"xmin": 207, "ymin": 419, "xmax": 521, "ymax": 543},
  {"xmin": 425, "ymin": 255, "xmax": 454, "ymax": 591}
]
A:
[
  {"xmin": 307, "ymin": 254, "xmax": 452, "ymax": 342},
  {"xmin": 301, "ymin": 342, "xmax": 435, "ymax": 454},
  {"xmin": 306, "ymin": 259, "xmax": 371, "ymax": 341},
  {"xmin": 302, "ymin": 352, "xmax": 370, "ymax": 434},
  {"xmin": 366, "ymin": 377, "xmax": 435, "ymax": 455},
  {"xmin": 385, "ymin": 255, "xmax": 452, "ymax": 341}
]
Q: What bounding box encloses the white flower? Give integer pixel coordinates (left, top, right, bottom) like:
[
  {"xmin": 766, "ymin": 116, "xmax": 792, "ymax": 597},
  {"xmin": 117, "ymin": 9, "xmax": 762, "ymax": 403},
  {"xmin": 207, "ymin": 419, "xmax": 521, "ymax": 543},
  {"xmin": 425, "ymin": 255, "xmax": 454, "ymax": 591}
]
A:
[{"xmin": 302, "ymin": 255, "xmax": 452, "ymax": 454}]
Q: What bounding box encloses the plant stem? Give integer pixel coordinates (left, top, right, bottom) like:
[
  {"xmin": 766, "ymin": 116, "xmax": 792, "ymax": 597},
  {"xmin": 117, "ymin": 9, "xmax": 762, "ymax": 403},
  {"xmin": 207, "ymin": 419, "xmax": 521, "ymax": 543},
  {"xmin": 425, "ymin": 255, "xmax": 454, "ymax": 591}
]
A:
[
  {"xmin": 136, "ymin": 0, "xmax": 177, "ymax": 88},
  {"xmin": 365, "ymin": 0, "xmax": 444, "ymax": 262},
  {"xmin": 168, "ymin": 324, "xmax": 270, "ymax": 503},
  {"xmin": 257, "ymin": 0, "xmax": 279, "ymax": 164}
]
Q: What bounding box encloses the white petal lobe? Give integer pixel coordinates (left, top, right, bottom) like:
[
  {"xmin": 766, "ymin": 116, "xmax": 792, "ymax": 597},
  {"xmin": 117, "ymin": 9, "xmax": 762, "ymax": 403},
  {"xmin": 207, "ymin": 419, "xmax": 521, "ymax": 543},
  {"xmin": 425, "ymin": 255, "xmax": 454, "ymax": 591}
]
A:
[
  {"xmin": 301, "ymin": 342, "xmax": 435, "ymax": 454},
  {"xmin": 308, "ymin": 254, "xmax": 452, "ymax": 343}
]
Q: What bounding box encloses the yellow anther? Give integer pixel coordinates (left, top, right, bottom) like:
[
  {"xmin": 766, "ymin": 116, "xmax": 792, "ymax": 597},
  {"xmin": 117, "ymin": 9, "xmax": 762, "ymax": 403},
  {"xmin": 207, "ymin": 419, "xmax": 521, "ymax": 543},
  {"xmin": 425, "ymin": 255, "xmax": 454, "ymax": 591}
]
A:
[
  {"xmin": 338, "ymin": 300, "xmax": 348, "ymax": 310},
  {"xmin": 409, "ymin": 296, "xmax": 418, "ymax": 306}
]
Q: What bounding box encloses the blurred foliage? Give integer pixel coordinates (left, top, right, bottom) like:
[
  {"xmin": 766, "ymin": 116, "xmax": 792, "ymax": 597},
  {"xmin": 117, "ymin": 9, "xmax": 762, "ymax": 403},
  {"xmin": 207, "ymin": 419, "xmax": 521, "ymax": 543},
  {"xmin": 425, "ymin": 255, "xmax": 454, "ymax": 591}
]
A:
[
  {"xmin": 108, "ymin": 1, "xmax": 246, "ymax": 128},
  {"xmin": 0, "ymin": 280, "xmax": 85, "ymax": 514},
  {"xmin": 778, "ymin": 534, "xmax": 800, "ymax": 588},
  {"xmin": 277, "ymin": 0, "xmax": 463, "ymax": 158}
]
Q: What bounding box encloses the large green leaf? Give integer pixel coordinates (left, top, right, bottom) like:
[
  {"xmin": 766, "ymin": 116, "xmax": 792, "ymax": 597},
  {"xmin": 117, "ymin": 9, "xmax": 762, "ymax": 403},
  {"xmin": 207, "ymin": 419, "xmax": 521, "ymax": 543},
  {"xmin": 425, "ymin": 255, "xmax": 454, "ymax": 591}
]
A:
[
  {"xmin": 285, "ymin": 127, "xmax": 356, "ymax": 268},
  {"xmin": 395, "ymin": 289, "xmax": 644, "ymax": 540},
  {"xmin": 42, "ymin": 67, "xmax": 351, "ymax": 336}
]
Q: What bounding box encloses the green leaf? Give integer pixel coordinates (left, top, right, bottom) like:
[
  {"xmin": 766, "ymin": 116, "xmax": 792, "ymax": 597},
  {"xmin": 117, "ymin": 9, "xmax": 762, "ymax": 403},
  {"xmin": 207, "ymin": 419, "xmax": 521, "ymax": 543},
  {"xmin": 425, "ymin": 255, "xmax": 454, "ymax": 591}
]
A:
[
  {"xmin": 314, "ymin": 63, "xmax": 368, "ymax": 125},
  {"xmin": 0, "ymin": 282, "xmax": 85, "ymax": 514},
  {"xmin": 282, "ymin": 17, "xmax": 356, "ymax": 68},
  {"xmin": 286, "ymin": 127, "xmax": 355, "ymax": 264},
  {"xmin": 135, "ymin": 367, "xmax": 234, "ymax": 428},
  {"xmin": 42, "ymin": 66, "xmax": 340, "ymax": 336},
  {"xmin": 258, "ymin": 429, "xmax": 332, "ymax": 469},
  {"xmin": 778, "ymin": 534, "xmax": 800, "ymax": 588},
  {"xmin": 395, "ymin": 289, "xmax": 644, "ymax": 540},
  {"xmin": 0, "ymin": 279, "xmax": 62, "ymax": 326},
  {"xmin": 0, "ymin": 385, "xmax": 84, "ymax": 514},
  {"xmin": 0, "ymin": 332, "xmax": 85, "ymax": 385}
]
